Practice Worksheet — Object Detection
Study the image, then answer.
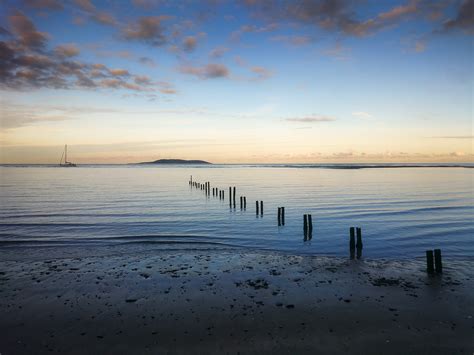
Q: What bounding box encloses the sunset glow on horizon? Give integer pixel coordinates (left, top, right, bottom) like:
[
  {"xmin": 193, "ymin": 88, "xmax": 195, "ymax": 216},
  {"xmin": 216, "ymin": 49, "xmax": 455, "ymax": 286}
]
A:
[{"xmin": 0, "ymin": 0, "xmax": 472, "ymax": 164}]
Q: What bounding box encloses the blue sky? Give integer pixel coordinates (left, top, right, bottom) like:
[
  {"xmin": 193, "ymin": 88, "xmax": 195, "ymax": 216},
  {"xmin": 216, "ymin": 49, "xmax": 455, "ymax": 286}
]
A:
[{"xmin": 0, "ymin": 0, "xmax": 472, "ymax": 163}]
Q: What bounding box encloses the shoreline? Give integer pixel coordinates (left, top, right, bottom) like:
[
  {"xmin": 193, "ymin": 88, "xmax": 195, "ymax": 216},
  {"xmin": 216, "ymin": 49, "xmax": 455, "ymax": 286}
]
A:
[{"xmin": 1, "ymin": 248, "xmax": 473, "ymax": 354}]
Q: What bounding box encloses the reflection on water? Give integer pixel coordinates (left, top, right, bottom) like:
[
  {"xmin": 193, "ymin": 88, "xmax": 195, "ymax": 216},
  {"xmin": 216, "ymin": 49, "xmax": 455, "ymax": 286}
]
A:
[{"xmin": 0, "ymin": 165, "xmax": 473, "ymax": 259}]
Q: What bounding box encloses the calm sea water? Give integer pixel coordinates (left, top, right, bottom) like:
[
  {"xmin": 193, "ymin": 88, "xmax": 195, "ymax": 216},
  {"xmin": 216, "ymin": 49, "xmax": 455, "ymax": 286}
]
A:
[{"xmin": 0, "ymin": 165, "xmax": 473, "ymax": 259}]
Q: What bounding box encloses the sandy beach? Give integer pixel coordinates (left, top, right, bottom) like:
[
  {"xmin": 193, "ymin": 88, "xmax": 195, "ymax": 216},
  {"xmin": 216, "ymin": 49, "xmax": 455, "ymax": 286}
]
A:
[{"xmin": 0, "ymin": 246, "xmax": 472, "ymax": 355}]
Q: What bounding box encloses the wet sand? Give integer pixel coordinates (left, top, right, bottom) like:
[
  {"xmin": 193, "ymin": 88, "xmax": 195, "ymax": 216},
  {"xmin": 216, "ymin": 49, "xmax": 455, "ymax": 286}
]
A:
[{"xmin": 0, "ymin": 247, "xmax": 473, "ymax": 354}]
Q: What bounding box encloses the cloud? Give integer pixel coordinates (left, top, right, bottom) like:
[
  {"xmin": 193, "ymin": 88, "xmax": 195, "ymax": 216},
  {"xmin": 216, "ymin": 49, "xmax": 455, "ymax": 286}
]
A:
[
  {"xmin": 132, "ymin": 0, "xmax": 160, "ymax": 9},
  {"xmin": 442, "ymin": 0, "xmax": 474, "ymax": 34},
  {"xmin": 250, "ymin": 66, "xmax": 272, "ymax": 81},
  {"xmin": 322, "ymin": 42, "xmax": 351, "ymax": 59},
  {"xmin": 138, "ymin": 56, "xmax": 156, "ymax": 67},
  {"xmin": 183, "ymin": 36, "xmax": 198, "ymax": 52},
  {"xmin": 92, "ymin": 12, "xmax": 116, "ymax": 26},
  {"xmin": 109, "ymin": 68, "xmax": 130, "ymax": 76},
  {"xmin": 54, "ymin": 44, "xmax": 80, "ymax": 57},
  {"xmin": 0, "ymin": 13, "xmax": 174, "ymax": 95},
  {"xmin": 352, "ymin": 111, "xmax": 373, "ymax": 119},
  {"xmin": 231, "ymin": 23, "xmax": 278, "ymax": 41},
  {"xmin": 233, "ymin": 56, "xmax": 273, "ymax": 81},
  {"xmin": 429, "ymin": 135, "xmax": 474, "ymax": 139},
  {"xmin": 270, "ymin": 35, "xmax": 313, "ymax": 46},
  {"xmin": 414, "ymin": 40, "xmax": 426, "ymax": 52},
  {"xmin": 179, "ymin": 63, "xmax": 230, "ymax": 79},
  {"xmin": 122, "ymin": 16, "xmax": 170, "ymax": 46},
  {"xmin": 0, "ymin": 106, "xmax": 70, "ymax": 129},
  {"xmin": 243, "ymin": 0, "xmax": 422, "ymax": 37},
  {"xmin": 23, "ymin": 0, "xmax": 64, "ymax": 10},
  {"xmin": 286, "ymin": 115, "xmax": 336, "ymax": 123},
  {"xmin": 74, "ymin": 0, "xmax": 95, "ymax": 12},
  {"xmin": 73, "ymin": 0, "xmax": 117, "ymax": 26},
  {"xmin": 9, "ymin": 10, "xmax": 48, "ymax": 49},
  {"xmin": 209, "ymin": 46, "xmax": 229, "ymax": 58}
]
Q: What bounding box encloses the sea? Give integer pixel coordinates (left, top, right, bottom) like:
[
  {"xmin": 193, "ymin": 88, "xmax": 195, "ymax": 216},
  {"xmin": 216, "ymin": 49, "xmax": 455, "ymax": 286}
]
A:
[{"xmin": 0, "ymin": 164, "xmax": 473, "ymax": 259}]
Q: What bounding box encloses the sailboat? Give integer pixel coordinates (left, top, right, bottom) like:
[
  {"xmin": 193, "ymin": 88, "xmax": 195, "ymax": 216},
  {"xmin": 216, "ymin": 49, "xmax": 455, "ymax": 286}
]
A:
[{"xmin": 59, "ymin": 145, "xmax": 77, "ymax": 167}]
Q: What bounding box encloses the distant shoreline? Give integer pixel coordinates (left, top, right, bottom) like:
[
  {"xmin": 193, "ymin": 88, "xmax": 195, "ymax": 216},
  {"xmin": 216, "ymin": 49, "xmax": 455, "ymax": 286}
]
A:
[{"xmin": 1, "ymin": 163, "xmax": 473, "ymax": 169}]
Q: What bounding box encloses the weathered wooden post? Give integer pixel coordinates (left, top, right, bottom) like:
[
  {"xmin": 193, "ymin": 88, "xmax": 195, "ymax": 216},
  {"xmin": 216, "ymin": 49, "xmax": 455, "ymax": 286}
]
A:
[
  {"xmin": 356, "ymin": 227, "xmax": 363, "ymax": 249},
  {"xmin": 281, "ymin": 207, "xmax": 285, "ymax": 226},
  {"xmin": 277, "ymin": 207, "xmax": 281, "ymax": 226},
  {"xmin": 256, "ymin": 201, "xmax": 259, "ymax": 215},
  {"xmin": 243, "ymin": 196, "xmax": 247, "ymax": 209},
  {"xmin": 222, "ymin": 190, "xmax": 224, "ymax": 200},
  {"xmin": 303, "ymin": 214, "xmax": 308, "ymax": 234},
  {"xmin": 434, "ymin": 249, "xmax": 442, "ymax": 273},
  {"xmin": 260, "ymin": 201, "xmax": 263, "ymax": 215},
  {"xmin": 308, "ymin": 214, "xmax": 313, "ymax": 232},
  {"xmin": 240, "ymin": 196, "xmax": 243, "ymax": 209},
  {"xmin": 349, "ymin": 227, "xmax": 355, "ymax": 250},
  {"xmin": 233, "ymin": 187, "xmax": 236, "ymax": 208},
  {"xmin": 426, "ymin": 250, "xmax": 434, "ymax": 274},
  {"xmin": 229, "ymin": 187, "xmax": 232, "ymax": 206}
]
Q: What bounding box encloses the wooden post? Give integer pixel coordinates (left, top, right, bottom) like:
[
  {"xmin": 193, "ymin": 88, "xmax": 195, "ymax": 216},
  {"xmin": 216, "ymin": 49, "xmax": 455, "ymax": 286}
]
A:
[
  {"xmin": 260, "ymin": 201, "xmax": 263, "ymax": 215},
  {"xmin": 229, "ymin": 187, "xmax": 232, "ymax": 206},
  {"xmin": 233, "ymin": 187, "xmax": 236, "ymax": 208},
  {"xmin": 222, "ymin": 190, "xmax": 224, "ymax": 200},
  {"xmin": 243, "ymin": 197, "xmax": 246, "ymax": 209},
  {"xmin": 434, "ymin": 249, "xmax": 442, "ymax": 273},
  {"xmin": 426, "ymin": 250, "xmax": 434, "ymax": 274},
  {"xmin": 240, "ymin": 196, "xmax": 243, "ymax": 209},
  {"xmin": 256, "ymin": 201, "xmax": 259, "ymax": 215},
  {"xmin": 356, "ymin": 227, "xmax": 363, "ymax": 249},
  {"xmin": 308, "ymin": 214, "xmax": 313, "ymax": 232},
  {"xmin": 278, "ymin": 207, "xmax": 281, "ymax": 226},
  {"xmin": 303, "ymin": 214, "xmax": 308, "ymax": 234},
  {"xmin": 281, "ymin": 207, "xmax": 285, "ymax": 225},
  {"xmin": 349, "ymin": 227, "xmax": 355, "ymax": 250}
]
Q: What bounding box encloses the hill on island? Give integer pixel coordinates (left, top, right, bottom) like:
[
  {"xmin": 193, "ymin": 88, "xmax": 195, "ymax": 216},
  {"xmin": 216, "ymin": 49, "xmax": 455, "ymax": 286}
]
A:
[{"xmin": 136, "ymin": 159, "xmax": 212, "ymax": 165}]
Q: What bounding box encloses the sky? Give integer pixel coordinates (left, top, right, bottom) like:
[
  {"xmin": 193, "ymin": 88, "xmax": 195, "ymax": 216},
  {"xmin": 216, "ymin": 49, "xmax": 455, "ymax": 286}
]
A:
[{"xmin": 0, "ymin": 0, "xmax": 472, "ymax": 164}]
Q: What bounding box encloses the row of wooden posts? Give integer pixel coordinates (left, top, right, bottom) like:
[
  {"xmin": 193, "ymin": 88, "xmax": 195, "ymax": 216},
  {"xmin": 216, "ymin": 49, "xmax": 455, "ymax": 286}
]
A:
[
  {"xmin": 189, "ymin": 175, "xmax": 361, "ymax": 246},
  {"xmin": 189, "ymin": 176, "xmax": 443, "ymax": 273}
]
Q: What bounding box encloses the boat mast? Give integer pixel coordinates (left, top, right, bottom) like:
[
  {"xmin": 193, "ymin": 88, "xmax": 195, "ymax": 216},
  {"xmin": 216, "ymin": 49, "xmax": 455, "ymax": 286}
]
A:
[{"xmin": 65, "ymin": 145, "xmax": 67, "ymax": 163}]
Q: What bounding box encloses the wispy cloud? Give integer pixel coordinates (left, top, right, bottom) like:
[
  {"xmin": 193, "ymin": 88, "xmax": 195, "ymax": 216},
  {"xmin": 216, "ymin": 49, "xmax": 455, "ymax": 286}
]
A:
[
  {"xmin": 230, "ymin": 23, "xmax": 278, "ymax": 41},
  {"xmin": 178, "ymin": 63, "xmax": 230, "ymax": 79},
  {"xmin": 322, "ymin": 42, "xmax": 351, "ymax": 60},
  {"xmin": 352, "ymin": 111, "xmax": 373, "ymax": 119},
  {"xmin": 209, "ymin": 46, "xmax": 230, "ymax": 58},
  {"xmin": 429, "ymin": 135, "xmax": 474, "ymax": 139},
  {"xmin": 73, "ymin": 0, "xmax": 117, "ymax": 26},
  {"xmin": 250, "ymin": 66, "xmax": 272, "ymax": 81},
  {"xmin": 270, "ymin": 35, "xmax": 313, "ymax": 46},
  {"xmin": 441, "ymin": 0, "xmax": 474, "ymax": 34},
  {"xmin": 122, "ymin": 16, "xmax": 171, "ymax": 46},
  {"xmin": 286, "ymin": 115, "xmax": 336, "ymax": 123},
  {"xmin": 23, "ymin": 0, "xmax": 64, "ymax": 10},
  {"xmin": 243, "ymin": 0, "xmax": 422, "ymax": 37}
]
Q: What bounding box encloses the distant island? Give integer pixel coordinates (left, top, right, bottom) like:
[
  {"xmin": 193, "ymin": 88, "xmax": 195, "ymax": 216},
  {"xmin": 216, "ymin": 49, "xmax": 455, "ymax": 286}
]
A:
[{"xmin": 136, "ymin": 159, "xmax": 212, "ymax": 165}]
